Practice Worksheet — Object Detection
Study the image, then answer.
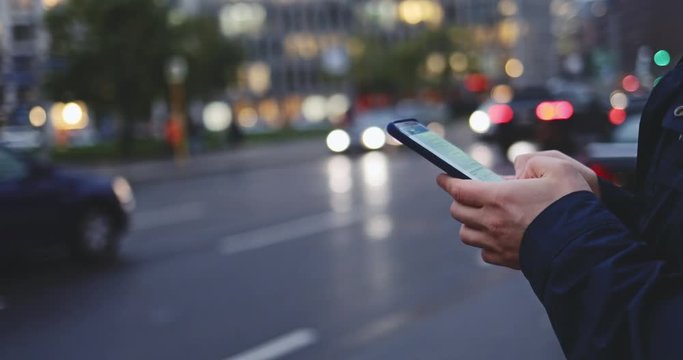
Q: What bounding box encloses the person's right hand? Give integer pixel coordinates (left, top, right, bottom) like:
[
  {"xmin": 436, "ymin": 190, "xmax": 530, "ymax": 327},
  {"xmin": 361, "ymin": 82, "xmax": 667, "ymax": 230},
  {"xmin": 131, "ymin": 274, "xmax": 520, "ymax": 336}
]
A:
[{"xmin": 513, "ymin": 150, "xmax": 601, "ymax": 199}]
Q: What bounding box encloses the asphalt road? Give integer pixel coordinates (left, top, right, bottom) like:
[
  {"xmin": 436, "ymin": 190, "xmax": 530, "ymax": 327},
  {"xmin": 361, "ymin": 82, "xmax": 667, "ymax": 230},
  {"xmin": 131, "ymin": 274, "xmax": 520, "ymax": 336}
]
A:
[{"xmin": 0, "ymin": 128, "xmax": 564, "ymax": 360}]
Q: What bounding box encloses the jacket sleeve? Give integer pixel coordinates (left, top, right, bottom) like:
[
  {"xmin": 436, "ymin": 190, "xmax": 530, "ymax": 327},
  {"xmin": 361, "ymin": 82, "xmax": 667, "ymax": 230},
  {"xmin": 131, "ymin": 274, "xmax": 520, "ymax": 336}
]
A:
[
  {"xmin": 521, "ymin": 191, "xmax": 683, "ymax": 360},
  {"xmin": 598, "ymin": 178, "xmax": 641, "ymax": 230}
]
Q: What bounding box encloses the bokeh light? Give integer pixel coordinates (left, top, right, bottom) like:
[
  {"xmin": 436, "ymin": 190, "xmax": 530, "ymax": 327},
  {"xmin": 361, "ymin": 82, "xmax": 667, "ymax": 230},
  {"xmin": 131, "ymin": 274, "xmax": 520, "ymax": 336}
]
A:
[
  {"xmin": 609, "ymin": 91, "xmax": 629, "ymax": 110},
  {"xmin": 361, "ymin": 127, "xmax": 386, "ymax": 150},
  {"xmin": 654, "ymin": 50, "xmax": 671, "ymax": 67},
  {"xmin": 498, "ymin": 19, "xmax": 521, "ymax": 47},
  {"xmin": 488, "ymin": 104, "xmax": 514, "ymax": 124},
  {"xmin": 507, "ymin": 141, "xmax": 538, "ymax": 163},
  {"xmin": 505, "ymin": 58, "xmax": 524, "ymax": 78},
  {"xmin": 326, "ymin": 93, "xmax": 351, "ymax": 123},
  {"xmin": 622, "ymin": 75, "xmax": 641, "ymax": 93},
  {"xmin": 398, "ymin": 0, "xmax": 444, "ymax": 27},
  {"xmin": 29, "ymin": 106, "xmax": 47, "ymax": 128},
  {"xmin": 469, "ymin": 110, "xmax": 491, "ymax": 134},
  {"xmin": 449, "ymin": 52, "xmax": 468, "ymax": 72},
  {"xmin": 302, "ymin": 95, "xmax": 327, "ymax": 123},
  {"xmin": 326, "ymin": 130, "xmax": 351, "ymax": 153},
  {"xmin": 425, "ymin": 53, "xmax": 447, "ymax": 76},
  {"xmin": 498, "ymin": 0, "xmax": 518, "ymax": 16},
  {"xmin": 237, "ymin": 107, "xmax": 259, "ymax": 128},
  {"xmin": 609, "ymin": 108, "xmax": 627, "ymax": 125},
  {"xmin": 246, "ymin": 62, "xmax": 271, "ymax": 95},
  {"xmin": 63, "ymin": 102, "xmax": 83, "ymax": 125},
  {"xmin": 491, "ymin": 85, "xmax": 514, "ymax": 103},
  {"xmin": 258, "ymin": 99, "xmax": 282, "ymax": 128},
  {"xmin": 202, "ymin": 102, "xmax": 232, "ymax": 132},
  {"xmin": 42, "ymin": 0, "xmax": 61, "ymax": 9},
  {"xmin": 219, "ymin": 2, "xmax": 266, "ymax": 37}
]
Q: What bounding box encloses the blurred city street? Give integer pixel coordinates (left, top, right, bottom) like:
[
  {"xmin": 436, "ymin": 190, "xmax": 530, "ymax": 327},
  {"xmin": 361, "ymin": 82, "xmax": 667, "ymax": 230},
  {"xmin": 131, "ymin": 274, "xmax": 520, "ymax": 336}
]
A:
[
  {"xmin": 2, "ymin": 0, "xmax": 679, "ymax": 358},
  {"xmin": 0, "ymin": 124, "xmax": 563, "ymax": 359}
]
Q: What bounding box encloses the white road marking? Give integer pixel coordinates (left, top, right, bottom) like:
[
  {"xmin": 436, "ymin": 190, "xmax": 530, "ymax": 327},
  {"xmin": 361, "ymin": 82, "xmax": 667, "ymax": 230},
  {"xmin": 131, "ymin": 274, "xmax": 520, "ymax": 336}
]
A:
[
  {"xmin": 224, "ymin": 328, "xmax": 318, "ymax": 360},
  {"xmin": 220, "ymin": 211, "xmax": 364, "ymax": 255},
  {"xmin": 133, "ymin": 202, "xmax": 206, "ymax": 231}
]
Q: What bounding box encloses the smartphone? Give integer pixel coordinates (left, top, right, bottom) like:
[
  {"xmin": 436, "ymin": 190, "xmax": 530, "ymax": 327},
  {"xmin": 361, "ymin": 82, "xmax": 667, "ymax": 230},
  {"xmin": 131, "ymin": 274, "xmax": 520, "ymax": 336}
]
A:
[{"xmin": 387, "ymin": 119, "xmax": 502, "ymax": 182}]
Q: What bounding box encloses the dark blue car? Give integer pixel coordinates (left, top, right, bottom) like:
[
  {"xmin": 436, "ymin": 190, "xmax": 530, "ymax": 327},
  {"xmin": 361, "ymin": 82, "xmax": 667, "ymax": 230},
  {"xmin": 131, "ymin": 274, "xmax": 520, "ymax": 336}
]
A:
[{"xmin": 0, "ymin": 146, "xmax": 133, "ymax": 262}]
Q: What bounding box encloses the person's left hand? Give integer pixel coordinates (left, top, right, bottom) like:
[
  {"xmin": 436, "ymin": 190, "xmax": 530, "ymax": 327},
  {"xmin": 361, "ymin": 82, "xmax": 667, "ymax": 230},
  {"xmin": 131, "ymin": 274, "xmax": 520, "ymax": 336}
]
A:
[{"xmin": 436, "ymin": 156, "xmax": 591, "ymax": 269}]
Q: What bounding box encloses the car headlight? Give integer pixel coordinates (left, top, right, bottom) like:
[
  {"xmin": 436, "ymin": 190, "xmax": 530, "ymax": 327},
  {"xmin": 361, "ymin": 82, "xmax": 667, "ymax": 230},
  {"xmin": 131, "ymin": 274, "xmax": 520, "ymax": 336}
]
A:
[
  {"xmin": 361, "ymin": 127, "xmax": 386, "ymax": 150},
  {"xmin": 326, "ymin": 129, "xmax": 351, "ymax": 153},
  {"xmin": 112, "ymin": 176, "xmax": 135, "ymax": 211},
  {"xmin": 469, "ymin": 110, "xmax": 491, "ymax": 134}
]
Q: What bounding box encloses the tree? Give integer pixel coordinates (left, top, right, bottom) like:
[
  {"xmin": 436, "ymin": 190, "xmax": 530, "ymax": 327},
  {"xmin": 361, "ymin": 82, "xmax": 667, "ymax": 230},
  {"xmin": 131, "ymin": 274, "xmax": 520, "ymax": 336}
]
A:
[
  {"xmin": 350, "ymin": 27, "xmax": 477, "ymax": 97},
  {"xmin": 44, "ymin": 0, "xmax": 242, "ymax": 155},
  {"xmin": 169, "ymin": 16, "xmax": 242, "ymax": 102}
]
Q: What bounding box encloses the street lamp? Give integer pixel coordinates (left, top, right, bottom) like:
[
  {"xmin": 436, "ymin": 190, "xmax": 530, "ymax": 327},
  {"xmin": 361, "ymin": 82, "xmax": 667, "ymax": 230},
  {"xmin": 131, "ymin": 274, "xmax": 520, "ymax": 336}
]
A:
[{"xmin": 166, "ymin": 55, "xmax": 189, "ymax": 164}]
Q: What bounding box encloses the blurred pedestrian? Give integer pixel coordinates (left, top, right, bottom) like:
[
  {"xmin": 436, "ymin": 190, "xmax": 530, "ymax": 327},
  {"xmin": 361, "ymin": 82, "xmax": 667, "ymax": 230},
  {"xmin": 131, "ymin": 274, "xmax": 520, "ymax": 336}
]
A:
[
  {"xmin": 437, "ymin": 58, "xmax": 683, "ymax": 359},
  {"xmin": 226, "ymin": 119, "xmax": 243, "ymax": 147}
]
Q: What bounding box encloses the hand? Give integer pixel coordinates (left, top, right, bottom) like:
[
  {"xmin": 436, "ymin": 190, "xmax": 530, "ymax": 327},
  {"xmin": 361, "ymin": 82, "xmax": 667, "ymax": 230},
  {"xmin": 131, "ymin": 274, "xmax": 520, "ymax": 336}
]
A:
[
  {"xmin": 513, "ymin": 150, "xmax": 601, "ymax": 198},
  {"xmin": 437, "ymin": 156, "xmax": 591, "ymax": 269}
]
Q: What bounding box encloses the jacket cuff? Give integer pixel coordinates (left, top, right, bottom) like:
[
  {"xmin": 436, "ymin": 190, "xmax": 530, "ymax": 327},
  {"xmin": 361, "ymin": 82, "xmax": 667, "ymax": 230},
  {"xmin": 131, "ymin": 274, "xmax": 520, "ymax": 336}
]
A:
[
  {"xmin": 520, "ymin": 191, "xmax": 609, "ymax": 299},
  {"xmin": 599, "ymin": 177, "xmax": 625, "ymax": 209}
]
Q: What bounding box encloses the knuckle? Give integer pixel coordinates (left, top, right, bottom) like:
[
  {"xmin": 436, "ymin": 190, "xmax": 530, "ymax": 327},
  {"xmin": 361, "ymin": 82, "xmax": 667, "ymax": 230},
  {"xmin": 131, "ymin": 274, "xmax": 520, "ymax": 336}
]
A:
[
  {"xmin": 459, "ymin": 226, "xmax": 473, "ymax": 245},
  {"xmin": 514, "ymin": 153, "xmax": 530, "ymax": 166},
  {"xmin": 449, "ymin": 201, "xmax": 460, "ymax": 220},
  {"xmin": 481, "ymin": 250, "xmax": 496, "ymax": 264}
]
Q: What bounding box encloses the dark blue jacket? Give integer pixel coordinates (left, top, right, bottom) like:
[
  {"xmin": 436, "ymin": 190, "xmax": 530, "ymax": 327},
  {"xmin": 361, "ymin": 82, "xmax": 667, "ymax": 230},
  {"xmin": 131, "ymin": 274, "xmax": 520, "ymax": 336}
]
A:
[{"xmin": 521, "ymin": 60, "xmax": 683, "ymax": 359}]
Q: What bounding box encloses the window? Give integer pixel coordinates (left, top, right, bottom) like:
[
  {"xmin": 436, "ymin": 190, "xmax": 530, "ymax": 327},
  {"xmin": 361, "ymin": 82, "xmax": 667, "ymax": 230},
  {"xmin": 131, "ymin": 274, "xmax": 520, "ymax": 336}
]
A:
[
  {"xmin": 0, "ymin": 149, "xmax": 28, "ymax": 182},
  {"xmin": 13, "ymin": 56, "xmax": 33, "ymax": 72},
  {"xmin": 12, "ymin": 25, "xmax": 34, "ymax": 42}
]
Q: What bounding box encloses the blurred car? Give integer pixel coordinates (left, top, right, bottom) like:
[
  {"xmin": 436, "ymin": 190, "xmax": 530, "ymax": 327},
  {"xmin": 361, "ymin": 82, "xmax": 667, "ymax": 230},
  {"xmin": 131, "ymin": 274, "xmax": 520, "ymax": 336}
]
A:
[
  {"xmin": 0, "ymin": 146, "xmax": 134, "ymax": 262},
  {"xmin": 468, "ymin": 87, "xmax": 567, "ymax": 151},
  {"xmin": 584, "ymin": 112, "xmax": 641, "ymax": 190},
  {"xmin": 469, "ymin": 86, "xmax": 615, "ymax": 156},
  {"xmin": 0, "ymin": 126, "xmax": 43, "ymax": 150},
  {"xmin": 326, "ymin": 104, "xmax": 446, "ymax": 153}
]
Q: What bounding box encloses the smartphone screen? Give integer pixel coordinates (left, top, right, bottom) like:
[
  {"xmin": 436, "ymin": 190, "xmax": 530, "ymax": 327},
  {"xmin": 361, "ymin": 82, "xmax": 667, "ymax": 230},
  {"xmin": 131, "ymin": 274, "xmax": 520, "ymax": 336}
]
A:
[{"xmin": 388, "ymin": 120, "xmax": 502, "ymax": 182}]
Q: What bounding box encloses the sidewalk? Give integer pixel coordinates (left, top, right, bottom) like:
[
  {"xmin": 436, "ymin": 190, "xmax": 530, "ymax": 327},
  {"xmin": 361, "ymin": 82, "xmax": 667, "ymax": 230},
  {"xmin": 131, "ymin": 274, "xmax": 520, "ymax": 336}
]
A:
[{"xmin": 74, "ymin": 138, "xmax": 329, "ymax": 185}]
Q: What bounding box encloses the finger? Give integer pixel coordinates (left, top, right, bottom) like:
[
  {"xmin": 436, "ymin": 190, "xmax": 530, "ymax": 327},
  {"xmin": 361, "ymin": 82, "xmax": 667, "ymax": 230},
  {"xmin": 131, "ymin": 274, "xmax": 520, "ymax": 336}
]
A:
[
  {"xmin": 481, "ymin": 249, "xmax": 503, "ymax": 266},
  {"xmin": 521, "ymin": 156, "xmax": 565, "ymax": 179},
  {"xmin": 436, "ymin": 175, "xmax": 486, "ymax": 207},
  {"xmin": 449, "ymin": 201, "xmax": 485, "ymax": 230},
  {"xmin": 450, "ymin": 201, "xmax": 485, "ymax": 229},
  {"xmin": 459, "ymin": 224, "xmax": 494, "ymax": 250},
  {"xmin": 514, "ymin": 151, "xmax": 568, "ymax": 179},
  {"xmin": 513, "ymin": 153, "xmax": 533, "ymax": 178}
]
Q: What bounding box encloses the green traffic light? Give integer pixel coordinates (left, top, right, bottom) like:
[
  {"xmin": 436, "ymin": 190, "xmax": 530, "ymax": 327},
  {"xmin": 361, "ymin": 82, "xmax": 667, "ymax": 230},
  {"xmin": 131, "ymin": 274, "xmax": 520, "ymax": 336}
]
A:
[{"xmin": 654, "ymin": 50, "xmax": 671, "ymax": 67}]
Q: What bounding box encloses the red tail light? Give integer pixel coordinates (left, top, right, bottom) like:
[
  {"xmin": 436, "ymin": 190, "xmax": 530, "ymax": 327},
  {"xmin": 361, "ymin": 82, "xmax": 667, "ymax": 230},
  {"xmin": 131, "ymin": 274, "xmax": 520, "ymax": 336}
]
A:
[
  {"xmin": 488, "ymin": 104, "xmax": 514, "ymax": 124},
  {"xmin": 589, "ymin": 162, "xmax": 617, "ymax": 183},
  {"xmin": 536, "ymin": 101, "xmax": 574, "ymax": 121},
  {"xmin": 609, "ymin": 108, "xmax": 627, "ymax": 125}
]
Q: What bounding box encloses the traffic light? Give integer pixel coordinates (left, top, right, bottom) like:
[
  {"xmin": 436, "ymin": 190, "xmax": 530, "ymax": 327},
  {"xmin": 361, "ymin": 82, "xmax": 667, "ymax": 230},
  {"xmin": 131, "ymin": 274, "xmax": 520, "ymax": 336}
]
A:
[{"xmin": 654, "ymin": 50, "xmax": 671, "ymax": 67}]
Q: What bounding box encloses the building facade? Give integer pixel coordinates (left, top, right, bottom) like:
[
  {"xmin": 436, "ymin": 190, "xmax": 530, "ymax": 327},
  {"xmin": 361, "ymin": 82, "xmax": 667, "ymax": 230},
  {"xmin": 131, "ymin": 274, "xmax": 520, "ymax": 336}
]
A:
[{"xmin": 0, "ymin": 0, "xmax": 49, "ymax": 126}]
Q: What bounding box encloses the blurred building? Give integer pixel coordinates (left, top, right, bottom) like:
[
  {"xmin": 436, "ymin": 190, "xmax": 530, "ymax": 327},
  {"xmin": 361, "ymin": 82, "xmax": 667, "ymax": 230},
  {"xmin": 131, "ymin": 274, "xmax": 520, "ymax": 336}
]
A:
[
  {"xmin": 0, "ymin": 0, "xmax": 50, "ymax": 126},
  {"xmin": 170, "ymin": 0, "xmax": 565, "ymax": 127}
]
